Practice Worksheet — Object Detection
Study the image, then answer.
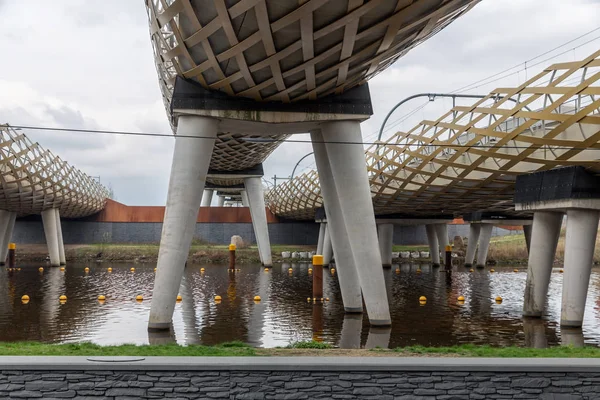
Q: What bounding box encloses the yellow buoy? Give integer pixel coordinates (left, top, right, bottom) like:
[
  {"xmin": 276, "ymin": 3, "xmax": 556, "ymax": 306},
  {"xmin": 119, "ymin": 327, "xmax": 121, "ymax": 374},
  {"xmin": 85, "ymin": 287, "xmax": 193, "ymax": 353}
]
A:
[
  {"xmin": 130, "ymin": 267, "xmax": 135, "ymax": 272},
  {"xmin": 330, "ymin": 268, "xmax": 336, "ymax": 274},
  {"xmin": 17, "ymin": 268, "xmax": 21, "ymax": 271},
  {"xmin": 21, "ymin": 295, "xmax": 30, "ymax": 302},
  {"xmin": 513, "ymin": 269, "xmax": 519, "ymax": 272},
  {"xmin": 154, "ymin": 267, "xmax": 157, "ymax": 272},
  {"xmin": 308, "ymin": 268, "xmax": 313, "ymax": 274},
  {"xmin": 495, "ymin": 296, "xmax": 503, "ymax": 303},
  {"xmin": 264, "ymin": 268, "xmax": 269, "ymax": 272},
  {"xmin": 214, "ymin": 295, "xmax": 222, "ymax": 301},
  {"xmin": 107, "ymin": 267, "xmax": 112, "ymax": 272},
  {"xmin": 201, "ymin": 267, "xmax": 205, "ymax": 272},
  {"xmin": 38, "ymin": 267, "xmax": 44, "ymax": 272},
  {"xmin": 325, "ymin": 298, "xmax": 330, "ymax": 301},
  {"xmin": 416, "ymin": 269, "xmax": 422, "ymax": 274},
  {"xmin": 307, "ymin": 297, "xmax": 311, "ymax": 302},
  {"xmin": 288, "ymin": 267, "xmax": 293, "ymax": 272},
  {"xmin": 457, "ymin": 296, "xmax": 465, "ymax": 302},
  {"xmin": 320, "ymin": 298, "xmax": 324, "ymax": 302},
  {"xmin": 59, "ymin": 295, "xmax": 67, "ymax": 301},
  {"xmin": 254, "ymin": 296, "xmax": 261, "ymax": 302},
  {"xmin": 419, "ymin": 296, "xmax": 427, "ymax": 302},
  {"xmin": 98, "ymin": 295, "xmax": 106, "ymax": 301},
  {"xmin": 559, "ymin": 269, "xmax": 564, "ymax": 273},
  {"xmin": 136, "ymin": 295, "xmax": 143, "ymax": 302},
  {"xmin": 490, "ymin": 269, "xmax": 495, "ymax": 273},
  {"xmin": 395, "ymin": 268, "xmax": 400, "ymax": 274},
  {"xmin": 176, "ymin": 295, "xmax": 182, "ymax": 302},
  {"xmin": 84, "ymin": 267, "xmax": 90, "ymax": 273},
  {"xmin": 60, "ymin": 267, "xmax": 65, "ymax": 271},
  {"xmin": 469, "ymin": 268, "xmax": 474, "ymax": 273}
]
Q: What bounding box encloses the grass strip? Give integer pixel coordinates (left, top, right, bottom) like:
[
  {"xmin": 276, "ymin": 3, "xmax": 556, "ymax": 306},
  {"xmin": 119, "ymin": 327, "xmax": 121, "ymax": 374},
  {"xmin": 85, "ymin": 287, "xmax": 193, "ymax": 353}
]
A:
[{"xmin": 390, "ymin": 344, "xmax": 600, "ymax": 358}]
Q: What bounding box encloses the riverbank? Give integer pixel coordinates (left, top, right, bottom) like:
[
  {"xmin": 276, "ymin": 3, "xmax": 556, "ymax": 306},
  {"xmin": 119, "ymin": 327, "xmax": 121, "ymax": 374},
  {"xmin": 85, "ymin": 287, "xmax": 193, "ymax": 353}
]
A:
[
  {"xmin": 1, "ymin": 342, "xmax": 599, "ymax": 357},
  {"xmin": 11, "ymin": 232, "xmax": 599, "ymax": 264}
]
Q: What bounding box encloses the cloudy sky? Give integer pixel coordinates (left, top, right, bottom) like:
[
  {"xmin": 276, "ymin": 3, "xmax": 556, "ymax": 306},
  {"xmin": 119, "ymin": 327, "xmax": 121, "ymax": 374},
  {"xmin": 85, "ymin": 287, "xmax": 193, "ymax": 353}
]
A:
[{"xmin": 0, "ymin": 0, "xmax": 598, "ymax": 205}]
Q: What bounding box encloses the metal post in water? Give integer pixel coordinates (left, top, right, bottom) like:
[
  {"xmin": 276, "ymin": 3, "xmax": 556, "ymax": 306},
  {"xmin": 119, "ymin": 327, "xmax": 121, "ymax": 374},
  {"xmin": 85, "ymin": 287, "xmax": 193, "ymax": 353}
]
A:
[
  {"xmin": 445, "ymin": 245, "xmax": 452, "ymax": 270},
  {"xmin": 8, "ymin": 243, "xmax": 15, "ymax": 269},
  {"xmin": 229, "ymin": 244, "xmax": 236, "ymax": 270},
  {"xmin": 312, "ymin": 255, "xmax": 324, "ymax": 299}
]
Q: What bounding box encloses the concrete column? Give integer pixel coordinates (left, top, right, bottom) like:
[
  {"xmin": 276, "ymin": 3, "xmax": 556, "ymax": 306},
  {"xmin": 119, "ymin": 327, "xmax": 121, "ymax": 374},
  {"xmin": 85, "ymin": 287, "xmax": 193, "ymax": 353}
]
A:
[
  {"xmin": 316, "ymin": 222, "xmax": 326, "ymax": 255},
  {"xmin": 322, "ymin": 225, "xmax": 333, "ymax": 267},
  {"xmin": 523, "ymin": 211, "xmax": 562, "ymax": 317},
  {"xmin": 320, "ymin": 121, "xmax": 391, "ymax": 326},
  {"xmin": 378, "ymin": 224, "xmax": 394, "ymax": 268},
  {"xmin": 311, "ymin": 129, "xmax": 362, "ymax": 313},
  {"xmin": 149, "ymin": 115, "xmax": 218, "ymax": 330},
  {"xmin": 244, "ymin": 177, "xmax": 272, "ymax": 267},
  {"xmin": 54, "ymin": 209, "xmax": 66, "ymax": 266},
  {"xmin": 0, "ymin": 211, "xmax": 16, "ymax": 265},
  {"xmin": 200, "ymin": 189, "xmax": 213, "ymax": 207},
  {"xmin": 464, "ymin": 223, "xmax": 481, "ymax": 268},
  {"xmin": 561, "ymin": 209, "xmax": 600, "ymax": 327},
  {"xmin": 41, "ymin": 208, "xmax": 60, "ymax": 267},
  {"xmin": 475, "ymin": 224, "xmax": 493, "ymax": 268},
  {"xmin": 217, "ymin": 196, "xmax": 225, "ymax": 207},
  {"xmin": 425, "ymin": 224, "xmax": 440, "ymax": 267},
  {"xmin": 435, "ymin": 223, "xmax": 449, "ymax": 256},
  {"xmin": 241, "ymin": 191, "xmax": 249, "ymax": 207},
  {"xmin": 523, "ymin": 224, "xmax": 532, "ymax": 254}
]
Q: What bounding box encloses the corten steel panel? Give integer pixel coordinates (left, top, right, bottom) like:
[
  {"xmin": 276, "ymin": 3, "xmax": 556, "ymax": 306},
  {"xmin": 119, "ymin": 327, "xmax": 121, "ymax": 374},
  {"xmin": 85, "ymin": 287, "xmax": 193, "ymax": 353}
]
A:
[
  {"xmin": 266, "ymin": 51, "xmax": 600, "ymax": 220},
  {"xmin": 144, "ymin": 0, "xmax": 479, "ymax": 173},
  {"xmin": 0, "ymin": 125, "xmax": 109, "ymax": 218},
  {"xmin": 91, "ymin": 199, "xmax": 278, "ymax": 223}
]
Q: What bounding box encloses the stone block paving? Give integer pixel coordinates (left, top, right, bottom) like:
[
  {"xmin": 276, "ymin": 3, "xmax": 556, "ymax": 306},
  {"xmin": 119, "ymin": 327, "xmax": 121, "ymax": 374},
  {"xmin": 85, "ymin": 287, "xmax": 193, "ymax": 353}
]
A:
[{"xmin": 1, "ymin": 370, "xmax": 600, "ymax": 399}]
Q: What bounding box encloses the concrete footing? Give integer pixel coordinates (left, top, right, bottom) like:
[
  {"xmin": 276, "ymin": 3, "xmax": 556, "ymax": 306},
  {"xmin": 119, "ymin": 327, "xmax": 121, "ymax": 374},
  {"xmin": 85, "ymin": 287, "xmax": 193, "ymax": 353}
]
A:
[
  {"xmin": 0, "ymin": 210, "xmax": 16, "ymax": 265},
  {"xmin": 378, "ymin": 224, "xmax": 394, "ymax": 268},
  {"xmin": 149, "ymin": 115, "xmax": 218, "ymax": 331},
  {"xmin": 245, "ymin": 177, "xmax": 272, "ymax": 267},
  {"xmin": 522, "ymin": 211, "xmax": 562, "ymax": 318}
]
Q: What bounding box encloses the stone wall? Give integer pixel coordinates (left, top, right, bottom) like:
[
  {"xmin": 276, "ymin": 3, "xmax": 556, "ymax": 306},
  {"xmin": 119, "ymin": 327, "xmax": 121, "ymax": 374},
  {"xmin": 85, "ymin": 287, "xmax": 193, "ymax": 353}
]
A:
[{"xmin": 1, "ymin": 357, "xmax": 599, "ymax": 400}]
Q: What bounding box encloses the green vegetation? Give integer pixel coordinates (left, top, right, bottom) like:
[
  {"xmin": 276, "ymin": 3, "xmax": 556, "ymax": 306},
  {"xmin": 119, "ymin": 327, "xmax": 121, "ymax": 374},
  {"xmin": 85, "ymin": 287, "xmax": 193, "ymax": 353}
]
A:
[
  {"xmin": 390, "ymin": 344, "xmax": 600, "ymax": 358},
  {"xmin": 0, "ymin": 342, "xmax": 255, "ymax": 357},
  {"xmin": 285, "ymin": 341, "xmax": 333, "ymax": 349}
]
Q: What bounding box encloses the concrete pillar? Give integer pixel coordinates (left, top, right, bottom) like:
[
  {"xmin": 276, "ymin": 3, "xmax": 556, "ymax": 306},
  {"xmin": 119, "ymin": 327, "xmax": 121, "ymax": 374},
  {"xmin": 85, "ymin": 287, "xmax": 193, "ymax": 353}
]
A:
[
  {"xmin": 54, "ymin": 209, "xmax": 66, "ymax": 266},
  {"xmin": 41, "ymin": 208, "xmax": 60, "ymax": 267},
  {"xmin": 311, "ymin": 130, "xmax": 362, "ymax": 313},
  {"xmin": 244, "ymin": 177, "xmax": 272, "ymax": 267},
  {"xmin": 523, "ymin": 224, "xmax": 532, "ymax": 254},
  {"xmin": 523, "ymin": 211, "xmax": 562, "ymax": 317},
  {"xmin": 425, "ymin": 224, "xmax": 440, "ymax": 267},
  {"xmin": 561, "ymin": 209, "xmax": 600, "ymax": 327},
  {"xmin": 217, "ymin": 196, "xmax": 225, "ymax": 207},
  {"xmin": 319, "ymin": 121, "xmax": 391, "ymax": 326},
  {"xmin": 0, "ymin": 211, "xmax": 16, "ymax": 265},
  {"xmin": 475, "ymin": 224, "xmax": 493, "ymax": 268},
  {"xmin": 241, "ymin": 191, "xmax": 249, "ymax": 207},
  {"xmin": 200, "ymin": 189, "xmax": 213, "ymax": 207},
  {"xmin": 464, "ymin": 223, "xmax": 481, "ymax": 268},
  {"xmin": 378, "ymin": 224, "xmax": 394, "ymax": 268},
  {"xmin": 316, "ymin": 222, "xmax": 326, "ymax": 255},
  {"xmin": 322, "ymin": 225, "xmax": 333, "ymax": 267},
  {"xmin": 149, "ymin": 115, "xmax": 218, "ymax": 330},
  {"xmin": 435, "ymin": 223, "xmax": 449, "ymax": 257}
]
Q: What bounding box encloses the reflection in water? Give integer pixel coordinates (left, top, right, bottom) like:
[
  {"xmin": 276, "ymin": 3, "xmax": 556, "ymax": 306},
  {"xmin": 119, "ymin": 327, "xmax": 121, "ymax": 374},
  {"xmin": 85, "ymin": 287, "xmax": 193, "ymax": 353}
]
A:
[{"xmin": 1, "ymin": 263, "xmax": 599, "ymax": 348}]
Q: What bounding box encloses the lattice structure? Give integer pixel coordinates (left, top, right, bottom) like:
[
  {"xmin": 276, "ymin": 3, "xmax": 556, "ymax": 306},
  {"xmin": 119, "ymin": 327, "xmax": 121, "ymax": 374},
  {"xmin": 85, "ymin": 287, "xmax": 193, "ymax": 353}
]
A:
[
  {"xmin": 0, "ymin": 125, "xmax": 109, "ymax": 218},
  {"xmin": 267, "ymin": 51, "xmax": 600, "ymax": 220},
  {"xmin": 145, "ymin": 0, "xmax": 479, "ymax": 175}
]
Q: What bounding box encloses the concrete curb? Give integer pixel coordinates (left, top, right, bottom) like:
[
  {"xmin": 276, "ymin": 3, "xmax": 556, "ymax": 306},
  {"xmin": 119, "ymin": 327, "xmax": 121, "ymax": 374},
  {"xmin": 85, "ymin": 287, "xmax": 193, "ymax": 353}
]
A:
[{"xmin": 1, "ymin": 356, "xmax": 600, "ymax": 372}]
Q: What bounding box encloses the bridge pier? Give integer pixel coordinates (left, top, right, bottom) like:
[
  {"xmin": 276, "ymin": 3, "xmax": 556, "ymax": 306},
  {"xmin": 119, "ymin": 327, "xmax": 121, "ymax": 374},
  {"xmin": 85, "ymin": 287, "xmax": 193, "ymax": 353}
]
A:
[
  {"xmin": 244, "ymin": 177, "xmax": 272, "ymax": 267},
  {"xmin": 217, "ymin": 196, "xmax": 225, "ymax": 207},
  {"xmin": 41, "ymin": 209, "xmax": 61, "ymax": 267},
  {"xmin": 516, "ymin": 167, "xmax": 600, "ymax": 328},
  {"xmin": 149, "ymin": 115, "xmax": 218, "ymax": 331},
  {"xmin": 311, "ymin": 129, "xmax": 363, "ymax": 314},
  {"xmin": 240, "ymin": 191, "xmax": 249, "ymax": 207},
  {"xmin": 378, "ymin": 224, "xmax": 394, "ymax": 268},
  {"xmin": 434, "ymin": 223, "xmax": 449, "ymax": 258},
  {"xmin": 316, "ymin": 222, "xmax": 326, "ymax": 256},
  {"xmin": 464, "ymin": 224, "xmax": 481, "ymax": 268},
  {"xmin": 322, "ymin": 228, "xmax": 333, "ymax": 267},
  {"xmin": 425, "ymin": 224, "xmax": 440, "ymax": 267},
  {"xmin": 54, "ymin": 209, "xmax": 66, "ymax": 266},
  {"xmin": 475, "ymin": 224, "xmax": 493, "ymax": 269},
  {"xmin": 201, "ymin": 189, "xmax": 214, "ymax": 207},
  {"xmin": 522, "ymin": 211, "xmax": 562, "ymax": 317},
  {"xmin": 0, "ymin": 210, "xmax": 16, "ymax": 265}
]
